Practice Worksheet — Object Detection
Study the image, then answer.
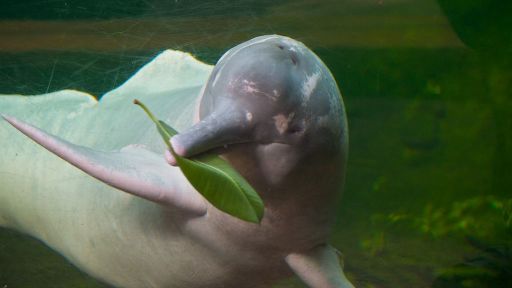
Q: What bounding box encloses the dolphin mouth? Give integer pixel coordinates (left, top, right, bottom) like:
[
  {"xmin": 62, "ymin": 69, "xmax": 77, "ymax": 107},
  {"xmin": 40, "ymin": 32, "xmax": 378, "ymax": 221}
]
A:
[
  {"xmin": 170, "ymin": 133, "xmax": 252, "ymax": 158},
  {"xmin": 166, "ymin": 136, "xmax": 253, "ymax": 166},
  {"xmin": 187, "ymin": 139, "xmax": 254, "ymax": 156},
  {"xmin": 171, "ymin": 132, "xmax": 292, "ymax": 158},
  {"xmin": 166, "ymin": 136, "xmax": 291, "ymax": 166}
]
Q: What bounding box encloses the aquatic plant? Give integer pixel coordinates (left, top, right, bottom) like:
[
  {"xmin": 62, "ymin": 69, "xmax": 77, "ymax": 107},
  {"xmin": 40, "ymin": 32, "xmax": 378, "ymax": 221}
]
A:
[
  {"xmin": 415, "ymin": 196, "xmax": 511, "ymax": 239},
  {"xmin": 134, "ymin": 99, "xmax": 264, "ymax": 223},
  {"xmin": 432, "ymin": 237, "xmax": 512, "ymax": 288}
]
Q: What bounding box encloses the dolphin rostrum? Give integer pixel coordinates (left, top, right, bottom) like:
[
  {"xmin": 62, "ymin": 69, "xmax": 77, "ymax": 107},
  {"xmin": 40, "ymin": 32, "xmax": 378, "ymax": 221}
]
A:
[{"xmin": 0, "ymin": 35, "xmax": 353, "ymax": 288}]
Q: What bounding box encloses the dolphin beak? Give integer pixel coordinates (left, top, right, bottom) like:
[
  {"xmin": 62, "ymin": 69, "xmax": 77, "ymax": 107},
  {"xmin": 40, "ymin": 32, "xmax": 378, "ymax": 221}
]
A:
[{"xmin": 170, "ymin": 108, "xmax": 252, "ymax": 159}]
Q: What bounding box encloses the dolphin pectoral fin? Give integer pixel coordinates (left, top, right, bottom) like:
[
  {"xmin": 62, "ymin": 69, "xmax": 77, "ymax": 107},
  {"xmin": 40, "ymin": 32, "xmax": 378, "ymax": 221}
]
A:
[
  {"xmin": 2, "ymin": 115, "xmax": 208, "ymax": 216},
  {"xmin": 285, "ymin": 244, "xmax": 355, "ymax": 288}
]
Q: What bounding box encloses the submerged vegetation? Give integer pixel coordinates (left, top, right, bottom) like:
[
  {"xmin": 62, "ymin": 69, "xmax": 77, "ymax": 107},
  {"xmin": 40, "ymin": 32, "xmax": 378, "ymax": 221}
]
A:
[{"xmin": 433, "ymin": 238, "xmax": 512, "ymax": 288}]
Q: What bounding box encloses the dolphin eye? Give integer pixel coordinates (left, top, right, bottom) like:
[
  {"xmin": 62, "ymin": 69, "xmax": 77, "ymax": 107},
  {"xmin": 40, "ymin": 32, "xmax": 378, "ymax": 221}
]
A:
[{"xmin": 277, "ymin": 44, "xmax": 285, "ymax": 50}]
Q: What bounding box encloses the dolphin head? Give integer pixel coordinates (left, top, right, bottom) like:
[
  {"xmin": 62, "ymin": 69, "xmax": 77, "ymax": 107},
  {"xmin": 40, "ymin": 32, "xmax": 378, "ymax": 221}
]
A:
[{"xmin": 171, "ymin": 35, "xmax": 348, "ymax": 189}]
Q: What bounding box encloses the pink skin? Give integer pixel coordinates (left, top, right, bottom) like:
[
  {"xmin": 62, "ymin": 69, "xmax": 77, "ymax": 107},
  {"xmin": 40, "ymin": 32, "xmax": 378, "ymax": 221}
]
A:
[
  {"xmin": 165, "ymin": 149, "xmax": 177, "ymax": 166},
  {"xmin": 1, "ymin": 35, "xmax": 354, "ymax": 288},
  {"xmin": 165, "ymin": 137, "xmax": 186, "ymax": 166}
]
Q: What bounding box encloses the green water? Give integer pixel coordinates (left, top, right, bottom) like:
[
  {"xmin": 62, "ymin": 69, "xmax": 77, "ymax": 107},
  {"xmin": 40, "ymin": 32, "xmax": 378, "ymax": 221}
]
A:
[{"xmin": 0, "ymin": 0, "xmax": 510, "ymax": 287}]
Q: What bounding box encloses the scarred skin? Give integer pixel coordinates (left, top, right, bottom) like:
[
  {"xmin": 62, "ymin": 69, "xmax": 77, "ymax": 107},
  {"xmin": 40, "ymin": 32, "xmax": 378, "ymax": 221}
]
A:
[{"xmin": 0, "ymin": 35, "xmax": 353, "ymax": 288}]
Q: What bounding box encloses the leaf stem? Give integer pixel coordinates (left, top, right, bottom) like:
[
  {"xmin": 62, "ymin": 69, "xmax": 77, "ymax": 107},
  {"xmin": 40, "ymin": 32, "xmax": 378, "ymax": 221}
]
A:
[
  {"xmin": 134, "ymin": 99, "xmax": 174, "ymax": 150},
  {"xmin": 133, "ymin": 99, "xmax": 159, "ymax": 124}
]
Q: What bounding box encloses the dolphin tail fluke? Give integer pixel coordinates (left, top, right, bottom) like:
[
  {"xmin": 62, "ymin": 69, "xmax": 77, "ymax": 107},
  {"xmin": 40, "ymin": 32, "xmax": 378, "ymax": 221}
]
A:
[
  {"xmin": 286, "ymin": 244, "xmax": 356, "ymax": 288},
  {"xmin": 1, "ymin": 114, "xmax": 207, "ymax": 216}
]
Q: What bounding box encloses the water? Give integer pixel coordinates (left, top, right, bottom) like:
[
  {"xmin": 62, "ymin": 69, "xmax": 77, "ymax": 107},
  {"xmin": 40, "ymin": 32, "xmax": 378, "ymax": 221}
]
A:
[{"xmin": 0, "ymin": 0, "xmax": 510, "ymax": 287}]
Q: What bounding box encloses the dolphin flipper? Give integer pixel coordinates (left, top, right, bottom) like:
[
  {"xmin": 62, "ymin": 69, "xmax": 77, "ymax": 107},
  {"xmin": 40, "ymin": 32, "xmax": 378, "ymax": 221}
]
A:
[
  {"xmin": 2, "ymin": 115, "xmax": 207, "ymax": 216},
  {"xmin": 286, "ymin": 244, "xmax": 355, "ymax": 288}
]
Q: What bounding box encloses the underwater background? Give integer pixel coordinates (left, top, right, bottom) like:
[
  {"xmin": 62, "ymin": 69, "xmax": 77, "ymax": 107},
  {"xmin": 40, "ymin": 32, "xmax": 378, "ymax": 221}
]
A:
[{"xmin": 0, "ymin": 0, "xmax": 510, "ymax": 287}]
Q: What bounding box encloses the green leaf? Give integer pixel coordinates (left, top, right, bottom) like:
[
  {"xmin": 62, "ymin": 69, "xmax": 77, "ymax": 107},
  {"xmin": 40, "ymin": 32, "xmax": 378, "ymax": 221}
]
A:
[{"xmin": 134, "ymin": 99, "xmax": 264, "ymax": 223}]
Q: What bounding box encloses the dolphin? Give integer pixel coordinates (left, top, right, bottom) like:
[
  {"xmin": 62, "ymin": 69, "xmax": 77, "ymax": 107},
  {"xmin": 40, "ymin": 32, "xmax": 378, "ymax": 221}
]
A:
[{"xmin": 0, "ymin": 35, "xmax": 353, "ymax": 288}]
